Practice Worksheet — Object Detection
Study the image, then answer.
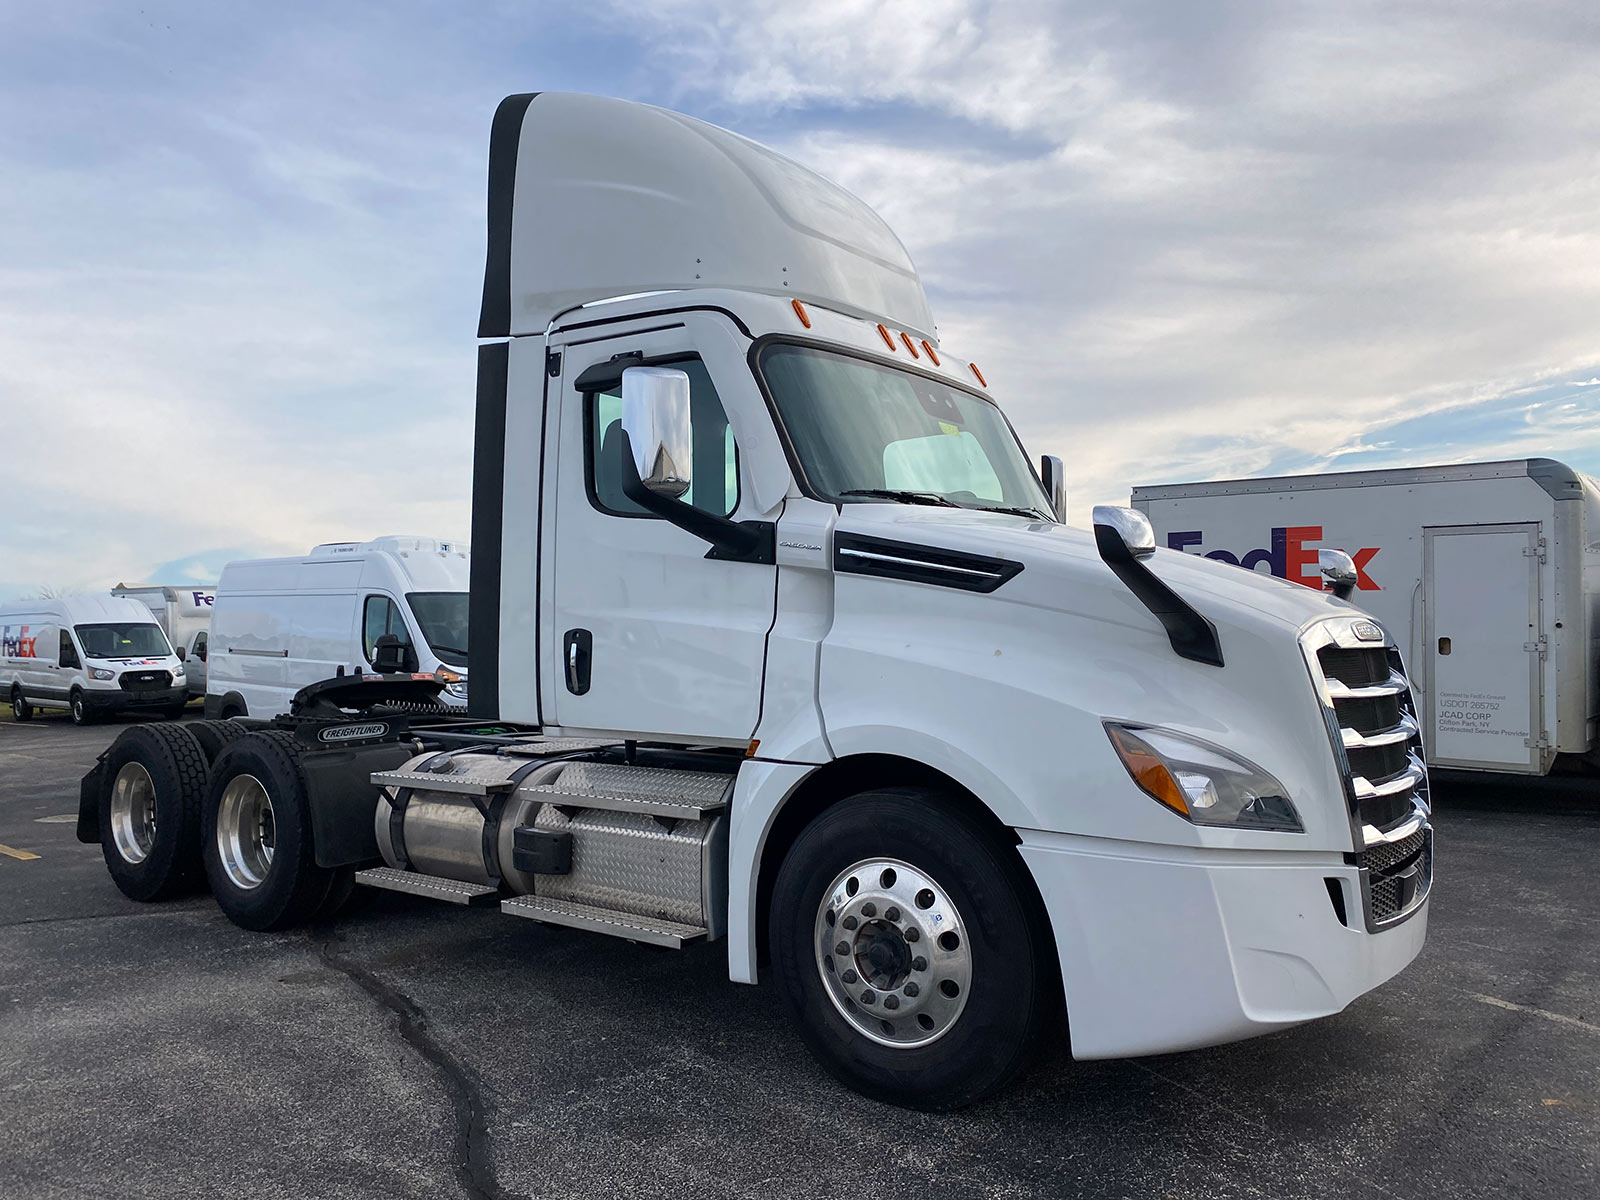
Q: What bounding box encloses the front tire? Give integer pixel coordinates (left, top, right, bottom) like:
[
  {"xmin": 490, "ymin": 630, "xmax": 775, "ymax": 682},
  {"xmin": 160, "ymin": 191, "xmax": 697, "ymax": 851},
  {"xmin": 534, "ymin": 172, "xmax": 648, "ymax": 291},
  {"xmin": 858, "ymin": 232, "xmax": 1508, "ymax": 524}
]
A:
[
  {"xmin": 98, "ymin": 724, "xmax": 210, "ymax": 900},
  {"xmin": 770, "ymin": 788, "xmax": 1059, "ymax": 1111},
  {"xmin": 70, "ymin": 690, "xmax": 94, "ymax": 725},
  {"xmin": 10, "ymin": 686, "xmax": 31, "ymax": 721},
  {"xmin": 202, "ymin": 731, "xmax": 331, "ymax": 931}
]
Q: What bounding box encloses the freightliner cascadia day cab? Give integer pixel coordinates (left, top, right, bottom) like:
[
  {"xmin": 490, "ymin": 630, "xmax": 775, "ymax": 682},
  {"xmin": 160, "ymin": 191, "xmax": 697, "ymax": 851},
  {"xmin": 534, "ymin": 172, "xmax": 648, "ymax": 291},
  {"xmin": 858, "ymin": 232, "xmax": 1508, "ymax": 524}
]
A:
[
  {"xmin": 111, "ymin": 584, "xmax": 215, "ymax": 698},
  {"xmin": 205, "ymin": 536, "xmax": 471, "ymax": 719},
  {"xmin": 77, "ymin": 93, "xmax": 1433, "ymax": 1109},
  {"xmin": 4, "ymin": 594, "xmax": 188, "ymax": 724},
  {"xmin": 1133, "ymin": 459, "xmax": 1600, "ymax": 782}
]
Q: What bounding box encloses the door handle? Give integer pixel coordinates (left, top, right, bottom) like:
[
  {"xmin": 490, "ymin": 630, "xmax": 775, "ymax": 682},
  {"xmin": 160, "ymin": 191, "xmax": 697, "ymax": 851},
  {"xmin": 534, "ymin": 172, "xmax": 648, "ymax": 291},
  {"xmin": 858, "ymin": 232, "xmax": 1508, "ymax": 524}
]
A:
[{"xmin": 563, "ymin": 629, "xmax": 592, "ymax": 695}]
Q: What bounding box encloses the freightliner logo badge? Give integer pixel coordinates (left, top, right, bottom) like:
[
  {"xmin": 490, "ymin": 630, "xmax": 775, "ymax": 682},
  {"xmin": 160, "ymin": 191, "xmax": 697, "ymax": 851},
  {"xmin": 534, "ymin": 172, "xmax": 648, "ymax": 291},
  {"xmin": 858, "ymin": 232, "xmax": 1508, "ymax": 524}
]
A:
[{"xmin": 319, "ymin": 723, "xmax": 391, "ymax": 743}]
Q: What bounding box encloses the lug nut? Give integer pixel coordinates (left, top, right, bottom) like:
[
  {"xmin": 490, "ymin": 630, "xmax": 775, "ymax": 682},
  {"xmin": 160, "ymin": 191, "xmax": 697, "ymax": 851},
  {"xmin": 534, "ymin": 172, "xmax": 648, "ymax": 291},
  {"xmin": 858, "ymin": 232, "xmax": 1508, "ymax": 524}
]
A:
[
  {"xmin": 911, "ymin": 956, "xmax": 928, "ymax": 972},
  {"xmin": 904, "ymin": 927, "xmax": 919, "ymax": 942},
  {"xmin": 861, "ymin": 902, "xmax": 877, "ymax": 918},
  {"xmin": 885, "ymin": 906, "xmax": 901, "ymax": 922},
  {"xmin": 860, "ymin": 990, "xmax": 875, "ymax": 1005},
  {"xmin": 835, "ymin": 941, "xmax": 850, "ymax": 957},
  {"xmin": 842, "ymin": 969, "xmax": 858, "ymax": 984},
  {"xmin": 903, "ymin": 981, "xmax": 920, "ymax": 997},
  {"xmin": 842, "ymin": 915, "xmax": 858, "ymax": 930},
  {"xmin": 883, "ymin": 995, "xmax": 900, "ymax": 1010}
]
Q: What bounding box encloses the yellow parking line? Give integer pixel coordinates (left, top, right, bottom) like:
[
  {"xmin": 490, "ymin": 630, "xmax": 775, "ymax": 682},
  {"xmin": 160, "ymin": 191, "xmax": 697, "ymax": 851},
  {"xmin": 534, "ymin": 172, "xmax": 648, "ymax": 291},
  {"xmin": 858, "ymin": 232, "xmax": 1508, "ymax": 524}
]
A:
[{"xmin": 0, "ymin": 843, "xmax": 41, "ymax": 861}]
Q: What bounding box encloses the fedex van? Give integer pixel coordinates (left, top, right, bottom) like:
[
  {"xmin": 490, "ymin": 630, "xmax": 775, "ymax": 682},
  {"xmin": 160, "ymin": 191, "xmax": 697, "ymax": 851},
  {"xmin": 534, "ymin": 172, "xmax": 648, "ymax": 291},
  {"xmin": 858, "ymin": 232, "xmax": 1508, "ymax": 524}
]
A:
[
  {"xmin": 2, "ymin": 594, "xmax": 188, "ymax": 724},
  {"xmin": 111, "ymin": 584, "xmax": 215, "ymax": 698},
  {"xmin": 205, "ymin": 536, "xmax": 469, "ymax": 719}
]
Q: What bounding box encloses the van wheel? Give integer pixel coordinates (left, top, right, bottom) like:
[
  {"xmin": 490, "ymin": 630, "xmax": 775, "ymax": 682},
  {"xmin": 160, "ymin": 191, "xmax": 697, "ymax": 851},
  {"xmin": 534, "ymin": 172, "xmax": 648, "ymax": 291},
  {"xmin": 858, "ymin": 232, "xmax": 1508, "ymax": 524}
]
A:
[
  {"xmin": 187, "ymin": 719, "xmax": 249, "ymax": 764},
  {"xmin": 769, "ymin": 788, "xmax": 1059, "ymax": 1111},
  {"xmin": 98, "ymin": 724, "xmax": 210, "ymax": 900},
  {"xmin": 219, "ymin": 702, "xmax": 245, "ymax": 720},
  {"xmin": 70, "ymin": 690, "xmax": 94, "ymax": 726},
  {"xmin": 202, "ymin": 731, "xmax": 331, "ymax": 932},
  {"xmin": 10, "ymin": 687, "xmax": 31, "ymax": 721}
]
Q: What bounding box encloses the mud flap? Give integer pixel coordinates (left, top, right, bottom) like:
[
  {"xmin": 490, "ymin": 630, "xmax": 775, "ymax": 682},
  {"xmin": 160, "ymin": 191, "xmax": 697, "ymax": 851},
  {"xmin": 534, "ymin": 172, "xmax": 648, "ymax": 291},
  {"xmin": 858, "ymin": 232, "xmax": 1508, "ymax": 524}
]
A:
[
  {"xmin": 300, "ymin": 743, "xmax": 416, "ymax": 867},
  {"xmin": 77, "ymin": 758, "xmax": 105, "ymax": 844}
]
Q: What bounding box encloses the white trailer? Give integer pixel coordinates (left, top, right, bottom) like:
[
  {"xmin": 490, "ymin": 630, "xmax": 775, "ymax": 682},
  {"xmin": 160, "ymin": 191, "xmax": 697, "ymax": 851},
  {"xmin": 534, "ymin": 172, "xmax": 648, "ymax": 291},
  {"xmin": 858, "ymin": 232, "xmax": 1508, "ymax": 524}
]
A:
[
  {"xmin": 111, "ymin": 584, "xmax": 216, "ymax": 697},
  {"xmin": 1133, "ymin": 459, "xmax": 1600, "ymax": 777},
  {"xmin": 76, "ymin": 93, "xmax": 1433, "ymax": 1110}
]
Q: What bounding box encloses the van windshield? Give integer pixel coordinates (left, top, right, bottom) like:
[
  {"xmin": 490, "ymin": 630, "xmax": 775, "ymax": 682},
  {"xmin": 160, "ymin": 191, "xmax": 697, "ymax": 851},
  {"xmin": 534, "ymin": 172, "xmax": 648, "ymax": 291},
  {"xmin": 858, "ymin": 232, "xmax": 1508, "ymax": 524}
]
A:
[
  {"xmin": 757, "ymin": 344, "xmax": 1053, "ymax": 518},
  {"xmin": 407, "ymin": 593, "xmax": 469, "ymax": 668},
  {"xmin": 74, "ymin": 623, "xmax": 172, "ymax": 660}
]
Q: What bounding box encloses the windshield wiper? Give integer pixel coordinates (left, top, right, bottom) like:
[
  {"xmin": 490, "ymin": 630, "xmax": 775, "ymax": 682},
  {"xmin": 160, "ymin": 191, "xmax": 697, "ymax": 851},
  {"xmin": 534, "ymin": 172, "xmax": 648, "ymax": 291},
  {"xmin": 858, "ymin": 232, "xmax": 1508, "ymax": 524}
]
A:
[
  {"xmin": 972, "ymin": 504, "xmax": 1052, "ymax": 520},
  {"xmin": 427, "ymin": 643, "xmax": 469, "ymax": 657},
  {"xmin": 840, "ymin": 489, "xmax": 962, "ymax": 508}
]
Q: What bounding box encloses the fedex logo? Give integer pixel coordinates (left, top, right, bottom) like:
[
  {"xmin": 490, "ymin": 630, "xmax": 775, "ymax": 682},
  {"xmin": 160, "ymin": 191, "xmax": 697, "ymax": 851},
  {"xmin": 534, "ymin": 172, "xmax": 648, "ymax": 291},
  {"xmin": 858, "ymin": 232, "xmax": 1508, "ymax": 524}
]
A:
[
  {"xmin": 2, "ymin": 624, "xmax": 39, "ymax": 658},
  {"xmin": 192, "ymin": 591, "xmax": 214, "ymax": 607},
  {"xmin": 1168, "ymin": 525, "xmax": 1380, "ymax": 591}
]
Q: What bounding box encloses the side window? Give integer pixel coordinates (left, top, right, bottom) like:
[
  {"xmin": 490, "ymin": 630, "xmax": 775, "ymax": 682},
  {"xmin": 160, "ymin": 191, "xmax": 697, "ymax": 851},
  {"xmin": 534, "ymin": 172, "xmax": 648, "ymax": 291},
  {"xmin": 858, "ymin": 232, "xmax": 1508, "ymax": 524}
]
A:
[
  {"xmin": 193, "ymin": 631, "xmax": 207, "ymax": 661},
  {"xmin": 59, "ymin": 630, "xmax": 81, "ymax": 670},
  {"xmin": 586, "ymin": 357, "xmax": 739, "ymax": 519},
  {"xmin": 362, "ymin": 596, "xmax": 411, "ymax": 664}
]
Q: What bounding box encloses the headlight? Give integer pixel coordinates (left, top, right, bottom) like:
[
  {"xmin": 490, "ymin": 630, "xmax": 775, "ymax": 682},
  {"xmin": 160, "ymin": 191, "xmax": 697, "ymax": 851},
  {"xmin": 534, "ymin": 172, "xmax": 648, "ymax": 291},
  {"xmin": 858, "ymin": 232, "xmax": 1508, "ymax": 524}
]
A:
[
  {"xmin": 89, "ymin": 667, "xmax": 114, "ymax": 681},
  {"xmin": 433, "ymin": 666, "xmax": 468, "ymax": 700},
  {"xmin": 1105, "ymin": 723, "xmax": 1302, "ymax": 832},
  {"xmin": 172, "ymin": 664, "xmax": 185, "ymax": 678}
]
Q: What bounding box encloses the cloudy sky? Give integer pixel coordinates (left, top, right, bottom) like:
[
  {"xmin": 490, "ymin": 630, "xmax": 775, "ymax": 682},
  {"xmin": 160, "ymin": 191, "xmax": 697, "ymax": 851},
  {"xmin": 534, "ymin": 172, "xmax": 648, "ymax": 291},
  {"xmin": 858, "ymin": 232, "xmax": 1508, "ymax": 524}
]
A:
[{"xmin": 2, "ymin": 0, "xmax": 1597, "ymax": 599}]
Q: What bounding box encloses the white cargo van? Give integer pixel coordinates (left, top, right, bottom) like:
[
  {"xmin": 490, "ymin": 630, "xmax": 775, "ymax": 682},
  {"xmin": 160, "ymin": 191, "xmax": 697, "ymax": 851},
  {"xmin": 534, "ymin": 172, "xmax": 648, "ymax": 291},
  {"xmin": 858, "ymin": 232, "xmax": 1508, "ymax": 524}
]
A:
[
  {"xmin": 206, "ymin": 536, "xmax": 469, "ymax": 719},
  {"xmin": 111, "ymin": 584, "xmax": 215, "ymax": 698},
  {"xmin": 3, "ymin": 594, "xmax": 188, "ymax": 724},
  {"xmin": 1133, "ymin": 458, "xmax": 1600, "ymax": 778}
]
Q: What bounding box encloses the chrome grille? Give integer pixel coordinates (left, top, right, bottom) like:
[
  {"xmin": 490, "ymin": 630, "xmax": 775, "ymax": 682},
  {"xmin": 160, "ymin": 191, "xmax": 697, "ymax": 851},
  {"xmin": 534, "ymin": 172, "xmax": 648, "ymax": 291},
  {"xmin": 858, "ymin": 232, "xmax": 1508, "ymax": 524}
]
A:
[{"xmin": 1302, "ymin": 617, "xmax": 1433, "ymax": 931}]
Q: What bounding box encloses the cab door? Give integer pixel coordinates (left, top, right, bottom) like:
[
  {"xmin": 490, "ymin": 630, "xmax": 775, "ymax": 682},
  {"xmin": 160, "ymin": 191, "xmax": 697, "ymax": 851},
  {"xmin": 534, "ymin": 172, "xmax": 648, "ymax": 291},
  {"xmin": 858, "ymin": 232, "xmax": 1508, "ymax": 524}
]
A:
[{"xmin": 544, "ymin": 322, "xmax": 777, "ymax": 743}]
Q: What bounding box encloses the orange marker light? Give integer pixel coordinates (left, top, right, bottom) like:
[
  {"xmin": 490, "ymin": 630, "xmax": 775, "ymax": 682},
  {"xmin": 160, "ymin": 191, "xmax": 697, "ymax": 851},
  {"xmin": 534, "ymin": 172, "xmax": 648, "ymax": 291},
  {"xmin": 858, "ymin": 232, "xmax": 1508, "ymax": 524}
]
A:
[
  {"xmin": 1107, "ymin": 727, "xmax": 1189, "ymax": 817},
  {"xmin": 877, "ymin": 323, "xmax": 897, "ymax": 350},
  {"xmin": 969, "ymin": 361, "xmax": 987, "ymax": 387},
  {"xmin": 921, "ymin": 340, "xmax": 940, "ymax": 365},
  {"xmin": 900, "ymin": 332, "xmax": 920, "ymax": 358},
  {"xmin": 791, "ymin": 298, "xmax": 811, "ymax": 328}
]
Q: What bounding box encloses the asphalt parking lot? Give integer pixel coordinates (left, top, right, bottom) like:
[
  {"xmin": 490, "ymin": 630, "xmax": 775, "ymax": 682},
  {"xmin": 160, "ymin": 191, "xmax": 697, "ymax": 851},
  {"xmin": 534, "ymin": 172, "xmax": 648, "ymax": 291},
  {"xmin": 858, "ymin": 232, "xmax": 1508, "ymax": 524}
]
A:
[{"xmin": 1, "ymin": 713, "xmax": 1597, "ymax": 1199}]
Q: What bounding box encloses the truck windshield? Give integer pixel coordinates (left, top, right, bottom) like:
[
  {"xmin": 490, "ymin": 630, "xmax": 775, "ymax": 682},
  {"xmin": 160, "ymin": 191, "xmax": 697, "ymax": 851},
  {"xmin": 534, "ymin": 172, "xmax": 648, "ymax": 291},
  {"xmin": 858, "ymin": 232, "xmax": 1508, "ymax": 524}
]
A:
[
  {"xmin": 74, "ymin": 623, "xmax": 172, "ymax": 660},
  {"xmin": 758, "ymin": 344, "xmax": 1053, "ymax": 518},
  {"xmin": 406, "ymin": 593, "xmax": 469, "ymax": 668}
]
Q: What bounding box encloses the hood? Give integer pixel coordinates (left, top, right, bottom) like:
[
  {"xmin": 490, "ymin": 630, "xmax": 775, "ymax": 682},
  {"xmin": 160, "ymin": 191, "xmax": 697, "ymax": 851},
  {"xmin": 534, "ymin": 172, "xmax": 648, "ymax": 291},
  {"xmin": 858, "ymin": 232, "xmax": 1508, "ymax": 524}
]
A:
[{"xmin": 831, "ymin": 504, "xmax": 1362, "ymax": 644}]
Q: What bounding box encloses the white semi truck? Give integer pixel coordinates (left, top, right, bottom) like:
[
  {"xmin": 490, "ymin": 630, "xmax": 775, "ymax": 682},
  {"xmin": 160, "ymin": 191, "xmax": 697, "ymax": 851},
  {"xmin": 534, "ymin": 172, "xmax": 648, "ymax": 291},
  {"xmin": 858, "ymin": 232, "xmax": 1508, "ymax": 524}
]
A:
[
  {"xmin": 77, "ymin": 93, "xmax": 1432, "ymax": 1110},
  {"xmin": 1133, "ymin": 458, "xmax": 1600, "ymax": 781}
]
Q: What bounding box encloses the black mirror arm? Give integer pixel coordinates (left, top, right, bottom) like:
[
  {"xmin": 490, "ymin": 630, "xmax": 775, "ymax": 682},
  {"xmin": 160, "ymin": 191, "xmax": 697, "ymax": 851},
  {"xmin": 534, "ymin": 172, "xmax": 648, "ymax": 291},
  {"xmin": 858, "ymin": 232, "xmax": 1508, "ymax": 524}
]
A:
[{"xmin": 618, "ymin": 432, "xmax": 775, "ymax": 565}]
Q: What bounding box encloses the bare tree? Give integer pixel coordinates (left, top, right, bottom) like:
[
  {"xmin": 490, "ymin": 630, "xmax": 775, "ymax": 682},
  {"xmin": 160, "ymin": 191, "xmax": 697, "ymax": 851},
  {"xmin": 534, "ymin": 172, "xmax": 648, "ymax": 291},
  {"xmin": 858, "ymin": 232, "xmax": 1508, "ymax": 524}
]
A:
[{"xmin": 24, "ymin": 585, "xmax": 74, "ymax": 600}]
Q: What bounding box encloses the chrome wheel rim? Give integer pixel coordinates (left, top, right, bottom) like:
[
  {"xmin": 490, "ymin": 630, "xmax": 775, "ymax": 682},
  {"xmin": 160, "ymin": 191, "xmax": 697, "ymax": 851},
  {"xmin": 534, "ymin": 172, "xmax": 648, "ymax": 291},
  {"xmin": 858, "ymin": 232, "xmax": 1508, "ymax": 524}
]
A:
[
  {"xmin": 216, "ymin": 774, "xmax": 275, "ymax": 890},
  {"xmin": 109, "ymin": 762, "xmax": 157, "ymax": 864},
  {"xmin": 814, "ymin": 857, "xmax": 973, "ymax": 1048}
]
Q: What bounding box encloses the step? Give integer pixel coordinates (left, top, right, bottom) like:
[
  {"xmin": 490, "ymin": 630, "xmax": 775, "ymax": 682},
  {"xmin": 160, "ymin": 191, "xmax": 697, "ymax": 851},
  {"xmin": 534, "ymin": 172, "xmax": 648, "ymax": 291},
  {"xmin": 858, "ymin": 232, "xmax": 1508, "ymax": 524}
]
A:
[
  {"xmin": 370, "ymin": 767, "xmax": 519, "ymax": 796},
  {"xmin": 354, "ymin": 867, "xmax": 500, "ymax": 906},
  {"xmin": 500, "ymin": 894, "xmax": 707, "ymax": 948},
  {"xmin": 500, "ymin": 737, "xmax": 622, "ymax": 757},
  {"xmin": 527, "ymin": 762, "xmax": 732, "ymax": 821}
]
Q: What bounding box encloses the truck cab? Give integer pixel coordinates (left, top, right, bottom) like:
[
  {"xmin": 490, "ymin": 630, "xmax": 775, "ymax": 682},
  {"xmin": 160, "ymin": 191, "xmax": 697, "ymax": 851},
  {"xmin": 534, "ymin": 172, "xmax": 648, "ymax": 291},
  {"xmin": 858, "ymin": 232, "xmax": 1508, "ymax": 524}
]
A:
[{"xmin": 82, "ymin": 92, "xmax": 1433, "ymax": 1110}]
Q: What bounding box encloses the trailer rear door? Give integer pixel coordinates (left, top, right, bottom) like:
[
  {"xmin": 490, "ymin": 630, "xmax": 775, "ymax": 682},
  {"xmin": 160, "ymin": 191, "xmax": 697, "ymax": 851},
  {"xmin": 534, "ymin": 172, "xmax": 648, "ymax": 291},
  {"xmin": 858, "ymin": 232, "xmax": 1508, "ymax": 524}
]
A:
[{"xmin": 1423, "ymin": 523, "xmax": 1542, "ymax": 771}]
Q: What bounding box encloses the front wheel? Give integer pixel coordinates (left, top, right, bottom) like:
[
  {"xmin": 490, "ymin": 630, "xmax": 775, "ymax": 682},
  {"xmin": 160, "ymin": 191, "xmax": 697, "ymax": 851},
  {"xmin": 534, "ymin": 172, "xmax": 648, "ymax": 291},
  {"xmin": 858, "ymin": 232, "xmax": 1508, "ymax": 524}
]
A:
[
  {"xmin": 770, "ymin": 788, "xmax": 1059, "ymax": 1111},
  {"xmin": 10, "ymin": 687, "xmax": 31, "ymax": 721},
  {"xmin": 70, "ymin": 690, "xmax": 94, "ymax": 725}
]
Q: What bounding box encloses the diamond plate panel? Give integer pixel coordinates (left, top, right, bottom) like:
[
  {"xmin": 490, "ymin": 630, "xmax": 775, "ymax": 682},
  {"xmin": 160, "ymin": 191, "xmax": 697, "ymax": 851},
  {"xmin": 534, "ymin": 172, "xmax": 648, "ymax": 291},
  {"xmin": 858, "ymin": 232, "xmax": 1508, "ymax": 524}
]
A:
[
  {"xmin": 501, "ymin": 895, "xmax": 706, "ymax": 947},
  {"xmin": 551, "ymin": 763, "xmax": 731, "ymax": 807},
  {"xmin": 532, "ymin": 805, "xmax": 716, "ymax": 927}
]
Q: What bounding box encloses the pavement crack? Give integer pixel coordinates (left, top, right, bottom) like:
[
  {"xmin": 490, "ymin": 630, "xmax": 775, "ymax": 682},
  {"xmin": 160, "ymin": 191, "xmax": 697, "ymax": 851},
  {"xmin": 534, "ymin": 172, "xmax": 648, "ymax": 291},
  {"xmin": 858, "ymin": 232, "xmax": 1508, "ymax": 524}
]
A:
[{"xmin": 318, "ymin": 934, "xmax": 524, "ymax": 1200}]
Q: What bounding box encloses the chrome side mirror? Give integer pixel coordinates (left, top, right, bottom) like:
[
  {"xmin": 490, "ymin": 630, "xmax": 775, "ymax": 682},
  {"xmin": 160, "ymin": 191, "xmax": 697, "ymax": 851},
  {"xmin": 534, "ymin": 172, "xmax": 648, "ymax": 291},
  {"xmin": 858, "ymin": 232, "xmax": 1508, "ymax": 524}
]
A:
[
  {"xmin": 1040, "ymin": 455, "xmax": 1067, "ymax": 523},
  {"xmin": 1318, "ymin": 548, "xmax": 1358, "ymax": 600},
  {"xmin": 621, "ymin": 366, "xmax": 692, "ymax": 498},
  {"xmin": 1092, "ymin": 505, "xmax": 1156, "ymax": 558}
]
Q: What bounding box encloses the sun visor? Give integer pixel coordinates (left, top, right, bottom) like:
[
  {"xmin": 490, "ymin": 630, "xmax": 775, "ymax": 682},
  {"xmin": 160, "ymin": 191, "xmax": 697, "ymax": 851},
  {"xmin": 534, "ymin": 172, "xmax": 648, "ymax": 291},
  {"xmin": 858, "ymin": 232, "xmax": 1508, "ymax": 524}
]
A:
[{"xmin": 478, "ymin": 92, "xmax": 935, "ymax": 339}]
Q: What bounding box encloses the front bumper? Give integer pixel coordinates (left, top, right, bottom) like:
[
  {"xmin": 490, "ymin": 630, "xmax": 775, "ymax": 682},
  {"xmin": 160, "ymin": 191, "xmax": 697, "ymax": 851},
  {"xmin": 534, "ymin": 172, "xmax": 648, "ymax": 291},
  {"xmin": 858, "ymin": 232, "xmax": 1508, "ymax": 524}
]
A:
[
  {"xmin": 1019, "ymin": 830, "xmax": 1428, "ymax": 1060},
  {"xmin": 85, "ymin": 685, "xmax": 188, "ymax": 712}
]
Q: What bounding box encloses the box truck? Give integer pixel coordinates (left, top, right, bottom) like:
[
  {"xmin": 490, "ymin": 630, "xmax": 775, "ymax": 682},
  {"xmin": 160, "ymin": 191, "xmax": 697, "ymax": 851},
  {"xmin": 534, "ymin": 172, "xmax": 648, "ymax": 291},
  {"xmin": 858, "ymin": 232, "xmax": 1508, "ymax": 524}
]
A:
[
  {"xmin": 76, "ymin": 93, "xmax": 1433, "ymax": 1109},
  {"xmin": 4, "ymin": 594, "xmax": 188, "ymax": 724},
  {"xmin": 205, "ymin": 536, "xmax": 469, "ymax": 719},
  {"xmin": 112, "ymin": 584, "xmax": 215, "ymax": 698},
  {"xmin": 1133, "ymin": 459, "xmax": 1600, "ymax": 779}
]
